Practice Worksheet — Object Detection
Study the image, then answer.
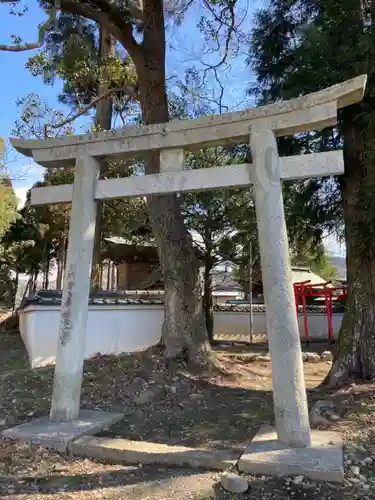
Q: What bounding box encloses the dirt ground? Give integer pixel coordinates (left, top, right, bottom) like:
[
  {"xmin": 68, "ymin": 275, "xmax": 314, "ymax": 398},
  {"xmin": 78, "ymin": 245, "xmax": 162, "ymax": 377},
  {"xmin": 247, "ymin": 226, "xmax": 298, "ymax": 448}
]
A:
[{"xmin": 0, "ymin": 334, "xmax": 374, "ymax": 499}]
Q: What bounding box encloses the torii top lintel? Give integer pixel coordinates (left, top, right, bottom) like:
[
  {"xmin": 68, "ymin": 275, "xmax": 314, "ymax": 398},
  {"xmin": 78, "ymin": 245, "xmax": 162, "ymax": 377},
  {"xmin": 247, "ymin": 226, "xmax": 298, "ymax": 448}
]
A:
[{"xmin": 11, "ymin": 75, "xmax": 367, "ymax": 168}]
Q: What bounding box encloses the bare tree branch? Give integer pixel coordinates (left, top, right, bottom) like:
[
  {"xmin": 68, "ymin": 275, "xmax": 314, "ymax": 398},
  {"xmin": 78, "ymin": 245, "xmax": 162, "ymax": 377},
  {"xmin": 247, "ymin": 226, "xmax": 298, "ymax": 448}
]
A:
[
  {"xmin": 0, "ymin": 0, "xmax": 144, "ymax": 66},
  {"xmin": 50, "ymin": 0, "xmax": 145, "ymax": 68},
  {"xmin": 0, "ymin": 41, "xmax": 43, "ymax": 52},
  {"xmin": 50, "ymin": 85, "xmax": 138, "ymax": 129}
]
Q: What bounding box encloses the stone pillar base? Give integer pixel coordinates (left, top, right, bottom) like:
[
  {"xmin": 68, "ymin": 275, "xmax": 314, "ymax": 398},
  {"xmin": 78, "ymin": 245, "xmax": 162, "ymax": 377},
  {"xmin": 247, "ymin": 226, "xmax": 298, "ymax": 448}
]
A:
[
  {"xmin": 2, "ymin": 410, "xmax": 122, "ymax": 453},
  {"xmin": 238, "ymin": 426, "xmax": 344, "ymax": 482}
]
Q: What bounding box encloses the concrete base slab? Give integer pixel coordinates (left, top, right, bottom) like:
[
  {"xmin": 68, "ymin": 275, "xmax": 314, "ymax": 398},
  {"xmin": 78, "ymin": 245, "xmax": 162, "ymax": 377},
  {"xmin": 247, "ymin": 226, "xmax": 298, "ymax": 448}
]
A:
[
  {"xmin": 70, "ymin": 436, "xmax": 239, "ymax": 471},
  {"xmin": 238, "ymin": 427, "xmax": 344, "ymax": 482},
  {"xmin": 1, "ymin": 410, "xmax": 123, "ymax": 453}
]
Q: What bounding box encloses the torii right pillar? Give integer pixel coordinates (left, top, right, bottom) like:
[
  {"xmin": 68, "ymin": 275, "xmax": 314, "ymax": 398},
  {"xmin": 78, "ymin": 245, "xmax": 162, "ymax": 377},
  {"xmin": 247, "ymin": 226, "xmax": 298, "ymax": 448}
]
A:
[{"xmin": 238, "ymin": 122, "xmax": 344, "ymax": 482}]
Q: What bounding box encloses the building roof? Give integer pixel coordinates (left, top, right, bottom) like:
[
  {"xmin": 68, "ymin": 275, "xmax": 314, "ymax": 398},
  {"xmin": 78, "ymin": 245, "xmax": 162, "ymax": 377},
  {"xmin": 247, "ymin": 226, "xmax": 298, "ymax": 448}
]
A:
[
  {"xmin": 211, "ymin": 271, "xmax": 243, "ymax": 292},
  {"xmin": 291, "ymin": 267, "xmax": 329, "ymax": 286},
  {"xmin": 103, "ymin": 238, "xmax": 159, "ymax": 261}
]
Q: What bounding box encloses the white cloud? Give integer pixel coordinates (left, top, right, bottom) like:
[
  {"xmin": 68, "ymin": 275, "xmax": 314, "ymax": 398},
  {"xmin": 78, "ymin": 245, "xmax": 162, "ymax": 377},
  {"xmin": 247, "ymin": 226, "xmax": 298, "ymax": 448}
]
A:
[{"xmin": 14, "ymin": 186, "xmax": 29, "ymax": 209}]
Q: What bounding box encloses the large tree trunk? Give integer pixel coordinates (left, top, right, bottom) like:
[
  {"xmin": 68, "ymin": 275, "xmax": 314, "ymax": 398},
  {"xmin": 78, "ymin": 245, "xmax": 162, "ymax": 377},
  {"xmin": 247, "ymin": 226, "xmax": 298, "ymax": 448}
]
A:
[
  {"xmin": 326, "ymin": 103, "xmax": 375, "ymax": 386},
  {"xmin": 137, "ymin": 0, "xmax": 211, "ymax": 366},
  {"xmin": 91, "ymin": 26, "xmax": 114, "ymax": 290},
  {"xmin": 12, "ymin": 271, "xmax": 19, "ymax": 311},
  {"xmin": 56, "ymin": 258, "xmax": 63, "ymax": 290},
  {"xmin": 203, "ymin": 261, "xmax": 214, "ymax": 344},
  {"xmin": 44, "ymin": 257, "xmax": 50, "ymax": 289}
]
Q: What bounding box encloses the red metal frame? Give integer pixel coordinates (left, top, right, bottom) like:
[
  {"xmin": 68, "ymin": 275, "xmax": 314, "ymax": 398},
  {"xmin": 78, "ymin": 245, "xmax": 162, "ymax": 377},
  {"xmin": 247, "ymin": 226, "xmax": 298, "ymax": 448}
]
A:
[{"xmin": 293, "ymin": 281, "xmax": 347, "ymax": 343}]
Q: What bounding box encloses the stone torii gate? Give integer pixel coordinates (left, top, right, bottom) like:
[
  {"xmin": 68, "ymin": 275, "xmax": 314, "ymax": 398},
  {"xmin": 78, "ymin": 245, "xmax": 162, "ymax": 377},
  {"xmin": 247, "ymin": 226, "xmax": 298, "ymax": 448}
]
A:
[{"xmin": 6, "ymin": 75, "xmax": 366, "ymax": 479}]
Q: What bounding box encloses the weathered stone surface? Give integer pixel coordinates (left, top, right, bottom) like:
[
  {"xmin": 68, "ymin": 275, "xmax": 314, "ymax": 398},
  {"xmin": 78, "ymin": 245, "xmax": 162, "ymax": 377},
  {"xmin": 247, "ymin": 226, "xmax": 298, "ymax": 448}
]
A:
[
  {"xmin": 252, "ymin": 125, "xmax": 311, "ymax": 448},
  {"xmin": 49, "ymin": 156, "xmax": 100, "ymax": 422},
  {"xmin": 11, "ymin": 75, "xmax": 366, "ymax": 167},
  {"xmin": 1, "ymin": 410, "xmax": 123, "ymax": 453},
  {"xmin": 293, "ymin": 474, "xmax": 305, "ymax": 485},
  {"xmin": 351, "ymin": 466, "xmax": 360, "ymax": 476},
  {"xmin": 220, "ymin": 472, "xmax": 249, "ymax": 493},
  {"xmin": 29, "ymin": 152, "xmax": 344, "ymax": 205},
  {"xmin": 305, "ymin": 352, "xmax": 321, "ymax": 362},
  {"xmin": 321, "ymin": 351, "xmax": 333, "ymax": 361},
  {"xmin": 255, "ymin": 355, "xmax": 271, "ymax": 362},
  {"xmin": 238, "ymin": 427, "xmax": 344, "ymax": 482},
  {"xmin": 70, "ymin": 436, "xmax": 239, "ymax": 470},
  {"xmin": 328, "ymin": 413, "xmax": 341, "ymax": 422},
  {"xmin": 310, "ymin": 399, "xmax": 340, "ymax": 427}
]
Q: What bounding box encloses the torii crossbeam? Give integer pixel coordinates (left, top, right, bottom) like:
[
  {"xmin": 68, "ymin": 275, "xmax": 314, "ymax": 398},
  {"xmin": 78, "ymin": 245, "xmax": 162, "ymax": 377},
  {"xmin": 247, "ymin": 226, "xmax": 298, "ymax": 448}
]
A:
[{"xmin": 7, "ymin": 75, "xmax": 367, "ymax": 480}]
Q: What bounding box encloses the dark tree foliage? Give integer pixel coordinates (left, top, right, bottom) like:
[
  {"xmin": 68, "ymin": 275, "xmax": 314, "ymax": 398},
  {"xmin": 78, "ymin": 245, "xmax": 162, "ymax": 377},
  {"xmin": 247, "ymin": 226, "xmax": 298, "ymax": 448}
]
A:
[{"xmin": 249, "ymin": 0, "xmax": 375, "ymax": 385}]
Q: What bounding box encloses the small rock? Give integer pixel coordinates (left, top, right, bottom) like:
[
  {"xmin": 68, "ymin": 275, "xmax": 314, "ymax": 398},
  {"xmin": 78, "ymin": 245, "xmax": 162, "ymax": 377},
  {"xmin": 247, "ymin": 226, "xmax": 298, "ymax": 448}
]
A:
[
  {"xmin": 328, "ymin": 413, "xmax": 341, "ymax": 422},
  {"xmin": 359, "ymin": 474, "xmax": 367, "ymax": 483},
  {"xmin": 351, "ymin": 466, "xmax": 360, "ymax": 476},
  {"xmin": 321, "ymin": 351, "xmax": 333, "ymax": 361},
  {"xmin": 305, "ymin": 352, "xmax": 321, "ymax": 362},
  {"xmin": 310, "ymin": 400, "xmax": 335, "ymax": 427},
  {"xmin": 357, "ymin": 444, "xmax": 368, "ymax": 453},
  {"xmin": 133, "ymin": 386, "xmax": 165, "ymax": 405},
  {"xmin": 361, "ymin": 484, "xmax": 371, "ymax": 493},
  {"xmin": 302, "ymin": 482, "xmax": 316, "ymax": 490},
  {"xmin": 255, "ymin": 355, "xmax": 271, "ymax": 362},
  {"xmin": 314, "ymin": 400, "xmax": 336, "ymax": 409},
  {"xmin": 349, "ymin": 477, "xmax": 359, "ymax": 484},
  {"xmin": 129, "ymin": 377, "xmax": 146, "ymax": 392},
  {"xmin": 364, "ymin": 457, "xmax": 373, "ymax": 465},
  {"xmin": 293, "ymin": 475, "xmax": 304, "ymax": 485},
  {"xmin": 173, "ymin": 380, "xmax": 191, "ymax": 393},
  {"xmin": 190, "ymin": 393, "xmax": 205, "ymax": 400},
  {"xmin": 220, "ymin": 472, "xmax": 249, "ymax": 494},
  {"xmin": 310, "ymin": 408, "xmax": 331, "ymax": 427}
]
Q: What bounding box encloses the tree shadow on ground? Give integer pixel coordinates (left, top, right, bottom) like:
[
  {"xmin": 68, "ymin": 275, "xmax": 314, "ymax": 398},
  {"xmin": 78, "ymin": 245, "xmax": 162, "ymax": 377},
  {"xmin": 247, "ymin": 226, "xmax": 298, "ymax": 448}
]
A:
[
  {"xmin": 0, "ymin": 466, "xmax": 218, "ymax": 497},
  {"xmin": 0, "ymin": 335, "xmax": 335, "ymax": 452}
]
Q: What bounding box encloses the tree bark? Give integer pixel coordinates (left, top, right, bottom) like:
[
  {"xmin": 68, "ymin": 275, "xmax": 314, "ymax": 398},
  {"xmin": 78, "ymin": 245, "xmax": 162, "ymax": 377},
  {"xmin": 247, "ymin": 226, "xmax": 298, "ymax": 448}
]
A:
[
  {"xmin": 49, "ymin": 0, "xmax": 211, "ymax": 367},
  {"xmin": 32, "ymin": 271, "xmax": 38, "ymax": 295},
  {"xmin": 91, "ymin": 26, "xmax": 114, "ymax": 290},
  {"xmin": 44, "ymin": 257, "xmax": 50, "ymax": 289},
  {"xmin": 56, "ymin": 258, "xmax": 63, "ymax": 290},
  {"xmin": 203, "ymin": 261, "xmax": 214, "ymax": 343},
  {"xmin": 12, "ymin": 271, "xmax": 19, "ymax": 311},
  {"xmin": 137, "ymin": 0, "xmax": 211, "ymax": 366},
  {"xmin": 326, "ymin": 103, "xmax": 375, "ymax": 386}
]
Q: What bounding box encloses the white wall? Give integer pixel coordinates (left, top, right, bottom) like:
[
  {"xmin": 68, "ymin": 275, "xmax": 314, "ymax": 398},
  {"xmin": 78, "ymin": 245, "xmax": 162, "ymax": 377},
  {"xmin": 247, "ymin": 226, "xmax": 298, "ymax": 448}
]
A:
[
  {"xmin": 215, "ymin": 310, "xmax": 343, "ymax": 340},
  {"xmin": 19, "ymin": 305, "xmax": 344, "ymax": 368}
]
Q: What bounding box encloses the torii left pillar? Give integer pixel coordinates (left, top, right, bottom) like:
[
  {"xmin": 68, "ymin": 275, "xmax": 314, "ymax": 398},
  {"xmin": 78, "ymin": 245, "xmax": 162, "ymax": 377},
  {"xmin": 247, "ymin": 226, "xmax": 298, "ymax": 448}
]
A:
[
  {"xmin": 50, "ymin": 156, "xmax": 99, "ymax": 422},
  {"xmin": 2, "ymin": 156, "xmax": 122, "ymax": 451}
]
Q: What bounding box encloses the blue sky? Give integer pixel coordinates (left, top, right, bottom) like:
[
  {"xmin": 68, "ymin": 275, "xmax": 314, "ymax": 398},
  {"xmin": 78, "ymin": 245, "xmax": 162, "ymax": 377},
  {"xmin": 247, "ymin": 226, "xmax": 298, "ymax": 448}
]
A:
[{"xmin": 0, "ymin": 3, "xmax": 60, "ymax": 198}]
